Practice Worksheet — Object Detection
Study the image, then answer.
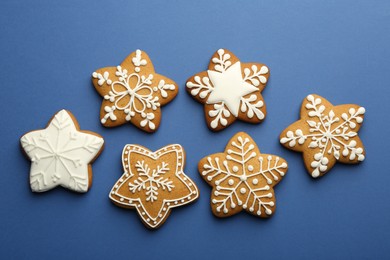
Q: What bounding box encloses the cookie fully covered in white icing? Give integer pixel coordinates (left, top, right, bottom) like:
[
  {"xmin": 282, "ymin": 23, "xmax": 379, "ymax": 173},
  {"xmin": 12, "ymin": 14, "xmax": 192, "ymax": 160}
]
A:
[
  {"xmin": 199, "ymin": 132, "xmax": 288, "ymax": 218},
  {"xmin": 20, "ymin": 110, "xmax": 104, "ymax": 193},
  {"xmin": 109, "ymin": 144, "xmax": 199, "ymax": 229},
  {"xmin": 92, "ymin": 50, "xmax": 178, "ymax": 132},
  {"xmin": 280, "ymin": 94, "xmax": 366, "ymax": 178},
  {"xmin": 186, "ymin": 49, "xmax": 270, "ymax": 131}
]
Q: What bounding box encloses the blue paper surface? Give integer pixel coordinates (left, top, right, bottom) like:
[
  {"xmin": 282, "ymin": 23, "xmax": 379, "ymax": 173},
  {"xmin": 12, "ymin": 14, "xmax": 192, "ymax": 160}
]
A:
[{"xmin": 1, "ymin": 0, "xmax": 389, "ymax": 259}]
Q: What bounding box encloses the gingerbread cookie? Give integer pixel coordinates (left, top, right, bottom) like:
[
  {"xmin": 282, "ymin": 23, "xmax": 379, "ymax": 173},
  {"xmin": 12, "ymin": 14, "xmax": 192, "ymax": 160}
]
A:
[
  {"xmin": 280, "ymin": 94, "xmax": 366, "ymax": 178},
  {"xmin": 199, "ymin": 132, "xmax": 287, "ymax": 218},
  {"xmin": 20, "ymin": 110, "xmax": 104, "ymax": 193},
  {"xmin": 92, "ymin": 49, "xmax": 178, "ymax": 132},
  {"xmin": 109, "ymin": 144, "xmax": 199, "ymax": 229},
  {"xmin": 186, "ymin": 49, "xmax": 270, "ymax": 131}
]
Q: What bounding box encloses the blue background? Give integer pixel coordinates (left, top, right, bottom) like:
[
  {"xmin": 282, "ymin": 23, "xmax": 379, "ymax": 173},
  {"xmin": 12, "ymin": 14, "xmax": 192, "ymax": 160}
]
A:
[{"xmin": 1, "ymin": 0, "xmax": 389, "ymax": 259}]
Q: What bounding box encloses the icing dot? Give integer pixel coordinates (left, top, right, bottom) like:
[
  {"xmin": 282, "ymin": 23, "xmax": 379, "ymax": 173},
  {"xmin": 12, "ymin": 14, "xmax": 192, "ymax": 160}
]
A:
[
  {"xmin": 249, "ymin": 207, "xmax": 254, "ymax": 212},
  {"xmin": 167, "ymin": 203, "xmax": 170, "ymax": 206},
  {"xmin": 142, "ymin": 212, "xmax": 145, "ymax": 215},
  {"xmin": 257, "ymin": 211, "xmax": 261, "ymax": 216},
  {"xmin": 153, "ymin": 87, "xmax": 158, "ymax": 91},
  {"xmin": 146, "ymin": 218, "xmax": 150, "ymax": 222},
  {"xmin": 233, "ymin": 166, "xmax": 239, "ymax": 172},
  {"xmin": 231, "ymin": 203, "xmax": 236, "ymax": 208},
  {"xmin": 248, "ymin": 165, "xmax": 254, "ymax": 171},
  {"xmin": 212, "ymin": 199, "xmax": 217, "ymax": 204},
  {"xmin": 223, "ymin": 208, "xmax": 228, "ymax": 214},
  {"xmin": 181, "ymin": 199, "xmax": 184, "ymax": 203},
  {"xmin": 228, "ymin": 179, "xmax": 234, "ymax": 186},
  {"xmin": 252, "ymin": 178, "xmax": 259, "ymax": 185},
  {"xmin": 192, "ymin": 191, "xmax": 197, "ymax": 194},
  {"xmin": 120, "ymin": 198, "xmax": 124, "ymax": 202},
  {"xmin": 135, "ymin": 67, "xmax": 140, "ymax": 72},
  {"xmin": 174, "ymin": 201, "xmax": 178, "ymax": 204},
  {"xmin": 154, "ymin": 221, "xmax": 157, "ymax": 224},
  {"xmin": 240, "ymin": 188, "xmax": 246, "ymax": 194},
  {"xmin": 163, "ymin": 208, "xmax": 167, "ymax": 211},
  {"xmin": 240, "ymin": 175, "xmax": 247, "ymax": 181},
  {"xmin": 243, "ymin": 204, "xmax": 247, "ymax": 209}
]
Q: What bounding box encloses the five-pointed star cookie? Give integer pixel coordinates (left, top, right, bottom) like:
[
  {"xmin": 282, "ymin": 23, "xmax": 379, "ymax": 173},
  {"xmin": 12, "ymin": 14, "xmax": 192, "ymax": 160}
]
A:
[
  {"xmin": 199, "ymin": 132, "xmax": 288, "ymax": 218},
  {"xmin": 280, "ymin": 94, "xmax": 366, "ymax": 178},
  {"xmin": 20, "ymin": 110, "xmax": 104, "ymax": 193},
  {"xmin": 186, "ymin": 49, "xmax": 270, "ymax": 131},
  {"xmin": 109, "ymin": 144, "xmax": 199, "ymax": 229},
  {"xmin": 92, "ymin": 49, "xmax": 178, "ymax": 132}
]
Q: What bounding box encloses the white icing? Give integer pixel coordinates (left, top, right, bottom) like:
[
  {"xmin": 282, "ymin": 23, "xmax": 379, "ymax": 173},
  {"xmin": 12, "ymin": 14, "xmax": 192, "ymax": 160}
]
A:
[
  {"xmin": 20, "ymin": 110, "xmax": 104, "ymax": 192},
  {"xmin": 93, "ymin": 50, "xmax": 176, "ymax": 130},
  {"xmin": 207, "ymin": 62, "xmax": 258, "ymax": 117},
  {"xmin": 280, "ymin": 95, "xmax": 365, "ymax": 177},
  {"xmin": 109, "ymin": 144, "xmax": 199, "ymax": 228},
  {"xmin": 129, "ymin": 161, "xmax": 173, "ymax": 202},
  {"xmin": 131, "ymin": 49, "xmax": 147, "ymax": 72},
  {"xmin": 202, "ymin": 134, "xmax": 287, "ymax": 216},
  {"xmin": 186, "ymin": 49, "xmax": 269, "ymax": 129}
]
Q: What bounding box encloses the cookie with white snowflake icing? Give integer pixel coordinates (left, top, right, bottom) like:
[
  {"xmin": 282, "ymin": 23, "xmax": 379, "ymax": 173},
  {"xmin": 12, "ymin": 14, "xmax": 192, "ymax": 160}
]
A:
[
  {"xmin": 92, "ymin": 50, "xmax": 178, "ymax": 132},
  {"xmin": 199, "ymin": 132, "xmax": 287, "ymax": 218},
  {"xmin": 20, "ymin": 110, "xmax": 104, "ymax": 193},
  {"xmin": 186, "ymin": 49, "xmax": 270, "ymax": 131},
  {"xmin": 109, "ymin": 144, "xmax": 199, "ymax": 229},
  {"xmin": 280, "ymin": 94, "xmax": 366, "ymax": 178}
]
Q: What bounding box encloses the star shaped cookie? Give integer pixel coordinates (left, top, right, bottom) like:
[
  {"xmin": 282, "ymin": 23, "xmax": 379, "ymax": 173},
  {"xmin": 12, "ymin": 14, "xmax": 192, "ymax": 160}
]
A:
[
  {"xmin": 20, "ymin": 110, "xmax": 104, "ymax": 192},
  {"xmin": 199, "ymin": 132, "xmax": 288, "ymax": 218},
  {"xmin": 92, "ymin": 49, "xmax": 178, "ymax": 132},
  {"xmin": 280, "ymin": 94, "xmax": 366, "ymax": 178},
  {"xmin": 186, "ymin": 49, "xmax": 270, "ymax": 131},
  {"xmin": 109, "ymin": 144, "xmax": 199, "ymax": 229}
]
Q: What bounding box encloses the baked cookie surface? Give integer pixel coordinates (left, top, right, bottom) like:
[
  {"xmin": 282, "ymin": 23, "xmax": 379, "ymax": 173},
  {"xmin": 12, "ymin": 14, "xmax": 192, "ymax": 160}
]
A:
[
  {"xmin": 280, "ymin": 94, "xmax": 366, "ymax": 178},
  {"xmin": 199, "ymin": 132, "xmax": 287, "ymax": 218},
  {"xmin": 92, "ymin": 50, "xmax": 178, "ymax": 132},
  {"xmin": 20, "ymin": 110, "xmax": 104, "ymax": 193},
  {"xmin": 110, "ymin": 144, "xmax": 199, "ymax": 229},
  {"xmin": 186, "ymin": 49, "xmax": 270, "ymax": 131}
]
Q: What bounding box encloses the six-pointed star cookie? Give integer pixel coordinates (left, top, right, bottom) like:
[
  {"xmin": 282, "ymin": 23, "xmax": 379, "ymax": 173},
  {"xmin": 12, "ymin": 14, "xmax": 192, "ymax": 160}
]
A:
[
  {"xmin": 280, "ymin": 94, "xmax": 366, "ymax": 178},
  {"xmin": 109, "ymin": 144, "xmax": 199, "ymax": 229},
  {"xmin": 199, "ymin": 132, "xmax": 288, "ymax": 218},
  {"xmin": 92, "ymin": 49, "xmax": 178, "ymax": 132},
  {"xmin": 186, "ymin": 49, "xmax": 270, "ymax": 131},
  {"xmin": 20, "ymin": 110, "xmax": 104, "ymax": 193}
]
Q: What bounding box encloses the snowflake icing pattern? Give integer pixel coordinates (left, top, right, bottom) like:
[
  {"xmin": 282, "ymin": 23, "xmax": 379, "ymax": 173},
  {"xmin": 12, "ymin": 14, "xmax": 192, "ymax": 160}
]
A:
[
  {"xmin": 109, "ymin": 144, "xmax": 199, "ymax": 229},
  {"xmin": 20, "ymin": 110, "xmax": 104, "ymax": 192},
  {"xmin": 92, "ymin": 49, "xmax": 177, "ymax": 132},
  {"xmin": 129, "ymin": 161, "xmax": 174, "ymax": 202},
  {"xmin": 199, "ymin": 132, "xmax": 288, "ymax": 217},
  {"xmin": 280, "ymin": 94, "xmax": 366, "ymax": 178},
  {"xmin": 186, "ymin": 49, "xmax": 270, "ymax": 131}
]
